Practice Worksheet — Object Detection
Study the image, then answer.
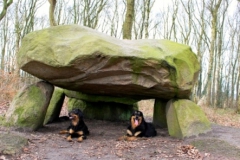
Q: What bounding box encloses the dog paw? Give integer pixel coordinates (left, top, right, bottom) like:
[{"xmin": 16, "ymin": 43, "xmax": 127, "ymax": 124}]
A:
[
  {"xmin": 126, "ymin": 136, "xmax": 138, "ymax": 141},
  {"xmin": 77, "ymin": 137, "xmax": 83, "ymax": 142},
  {"xmin": 69, "ymin": 129, "xmax": 74, "ymax": 134},
  {"xmin": 59, "ymin": 130, "xmax": 68, "ymax": 134},
  {"xmin": 67, "ymin": 136, "xmax": 72, "ymax": 142},
  {"xmin": 117, "ymin": 135, "xmax": 127, "ymax": 141},
  {"xmin": 77, "ymin": 131, "xmax": 83, "ymax": 135}
]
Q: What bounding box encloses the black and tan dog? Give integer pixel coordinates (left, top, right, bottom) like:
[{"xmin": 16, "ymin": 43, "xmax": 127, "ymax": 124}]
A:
[
  {"xmin": 119, "ymin": 110, "xmax": 157, "ymax": 141},
  {"xmin": 59, "ymin": 109, "xmax": 89, "ymax": 142}
]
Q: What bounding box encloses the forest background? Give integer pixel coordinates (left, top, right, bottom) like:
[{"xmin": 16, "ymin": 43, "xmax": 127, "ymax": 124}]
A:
[{"xmin": 0, "ymin": 0, "xmax": 240, "ymax": 116}]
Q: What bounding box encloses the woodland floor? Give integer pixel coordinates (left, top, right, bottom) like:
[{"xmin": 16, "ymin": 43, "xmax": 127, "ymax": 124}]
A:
[{"xmin": 0, "ymin": 100, "xmax": 240, "ymax": 160}]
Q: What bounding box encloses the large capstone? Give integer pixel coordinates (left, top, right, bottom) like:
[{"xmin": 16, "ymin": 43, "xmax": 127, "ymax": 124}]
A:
[{"xmin": 17, "ymin": 25, "xmax": 200, "ymax": 100}]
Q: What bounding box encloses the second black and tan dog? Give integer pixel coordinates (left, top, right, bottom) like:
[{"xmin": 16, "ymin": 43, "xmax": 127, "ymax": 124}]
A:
[
  {"xmin": 59, "ymin": 109, "xmax": 89, "ymax": 142},
  {"xmin": 119, "ymin": 110, "xmax": 157, "ymax": 141}
]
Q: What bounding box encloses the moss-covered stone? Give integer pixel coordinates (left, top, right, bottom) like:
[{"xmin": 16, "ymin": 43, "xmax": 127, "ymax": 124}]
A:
[
  {"xmin": 44, "ymin": 87, "xmax": 65, "ymax": 125},
  {"xmin": 64, "ymin": 90, "xmax": 139, "ymax": 105},
  {"xmin": 67, "ymin": 97, "xmax": 87, "ymax": 112},
  {"xmin": 67, "ymin": 98, "xmax": 136, "ymax": 121},
  {"xmin": 166, "ymin": 99, "xmax": 211, "ymax": 138},
  {"xmin": 4, "ymin": 81, "xmax": 54, "ymax": 131},
  {"xmin": 18, "ymin": 25, "xmax": 200, "ymax": 100},
  {"xmin": 84, "ymin": 102, "xmax": 134, "ymax": 121},
  {"xmin": 0, "ymin": 133, "xmax": 28, "ymax": 155},
  {"xmin": 153, "ymin": 99, "xmax": 167, "ymax": 128},
  {"xmin": 133, "ymin": 102, "xmax": 139, "ymax": 111}
]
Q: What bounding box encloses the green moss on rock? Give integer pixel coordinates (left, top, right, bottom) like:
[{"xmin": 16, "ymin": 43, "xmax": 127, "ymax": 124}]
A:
[
  {"xmin": 4, "ymin": 81, "xmax": 54, "ymax": 131},
  {"xmin": 18, "ymin": 25, "xmax": 200, "ymax": 100},
  {"xmin": 64, "ymin": 90, "xmax": 139, "ymax": 105},
  {"xmin": 67, "ymin": 98, "xmax": 87, "ymax": 112},
  {"xmin": 166, "ymin": 99, "xmax": 211, "ymax": 138},
  {"xmin": 44, "ymin": 87, "xmax": 65, "ymax": 125},
  {"xmin": 153, "ymin": 99, "xmax": 168, "ymax": 128},
  {"xmin": 67, "ymin": 98, "xmax": 136, "ymax": 121}
]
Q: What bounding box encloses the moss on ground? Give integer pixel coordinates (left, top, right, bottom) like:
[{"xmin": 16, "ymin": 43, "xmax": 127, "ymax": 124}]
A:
[{"xmin": 0, "ymin": 133, "xmax": 28, "ymax": 155}]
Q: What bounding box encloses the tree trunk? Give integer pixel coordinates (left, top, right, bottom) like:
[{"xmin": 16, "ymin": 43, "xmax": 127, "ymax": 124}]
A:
[
  {"xmin": 48, "ymin": 0, "xmax": 57, "ymax": 26},
  {"xmin": 237, "ymin": 75, "xmax": 240, "ymax": 112},
  {"xmin": 13, "ymin": 1, "xmax": 21, "ymax": 75},
  {"xmin": 123, "ymin": 0, "xmax": 135, "ymax": 39},
  {"xmin": 1, "ymin": 18, "xmax": 8, "ymax": 70},
  {"xmin": 206, "ymin": 0, "xmax": 222, "ymax": 106},
  {"xmin": 144, "ymin": 0, "xmax": 151, "ymax": 39},
  {"xmin": 169, "ymin": 0, "xmax": 178, "ymax": 41}
]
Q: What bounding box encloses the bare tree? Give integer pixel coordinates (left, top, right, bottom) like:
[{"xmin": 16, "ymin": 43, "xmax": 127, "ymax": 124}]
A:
[
  {"xmin": 205, "ymin": 0, "xmax": 223, "ymax": 106},
  {"xmin": 237, "ymin": 3, "xmax": 240, "ymax": 112},
  {"xmin": 14, "ymin": 0, "xmax": 40, "ymax": 73},
  {"xmin": 123, "ymin": 0, "xmax": 134, "ymax": 39},
  {"xmin": 73, "ymin": 0, "xmax": 80, "ymax": 24},
  {"xmin": 214, "ymin": 0, "xmax": 229, "ymax": 108},
  {"xmin": 48, "ymin": 0, "xmax": 57, "ymax": 26},
  {"xmin": 191, "ymin": 0, "xmax": 208, "ymax": 100},
  {"xmin": 143, "ymin": 0, "xmax": 151, "ymax": 38},
  {"xmin": 0, "ymin": 17, "xmax": 8, "ymax": 70},
  {"xmin": 133, "ymin": 0, "xmax": 155, "ymax": 39},
  {"xmin": 82, "ymin": 0, "xmax": 107, "ymax": 29},
  {"xmin": 0, "ymin": 0, "xmax": 13, "ymax": 21},
  {"xmin": 168, "ymin": 0, "xmax": 178, "ymax": 41},
  {"xmin": 178, "ymin": 0, "xmax": 193, "ymax": 44},
  {"xmin": 104, "ymin": 0, "xmax": 121, "ymax": 38},
  {"xmin": 55, "ymin": 0, "xmax": 107, "ymax": 28}
]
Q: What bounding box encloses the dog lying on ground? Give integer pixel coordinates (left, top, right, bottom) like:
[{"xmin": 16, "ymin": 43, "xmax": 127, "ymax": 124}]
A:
[
  {"xmin": 59, "ymin": 109, "xmax": 89, "ymax": 142},
  {"xmin": 118, "ymin": 110, "xmax": 157, "ymax": 141}
]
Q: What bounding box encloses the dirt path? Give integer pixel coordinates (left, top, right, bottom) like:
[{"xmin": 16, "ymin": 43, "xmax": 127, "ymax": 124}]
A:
[
  {"xmin": 198, "ymin": 124, "xmax": 240, "ymax": 149},
  {"xmin": 1, "ymin": 118, "xmax": 240, "ymax": 160}
]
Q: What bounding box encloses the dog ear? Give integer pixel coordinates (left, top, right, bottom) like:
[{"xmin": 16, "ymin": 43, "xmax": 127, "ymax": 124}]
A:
[
  {"xmin": 139, "ymin": 111, "xmax": 145, "ymax": 121},
  {"xmin": 139, "ymin": 111, "xmax": 143, "ymax": 117},
  {"xmin": 130, "ymin": 110, "xmax": 136, "ymax": 120}
]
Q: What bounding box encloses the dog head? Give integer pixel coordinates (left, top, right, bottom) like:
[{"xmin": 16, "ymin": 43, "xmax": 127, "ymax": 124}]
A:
[
  {"xmin": 68, "ymin": 109, "xmax": 84, "ymax": 126},
  {"xmin": 130, "ymin": 110, "xmax": 144, "ymax": 129}
]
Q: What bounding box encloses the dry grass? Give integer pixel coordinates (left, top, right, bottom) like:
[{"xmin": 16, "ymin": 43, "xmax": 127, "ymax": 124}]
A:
[
  {"xmin": 198, "ymin": 102, "xmax": 240, "ymax": 128},
  {"xmin": 0, "ymin": 70, "xmax": 39, "ymax": 107},
  {"xmin": 0, "ymin": 70, "xmax": 23, "ymax": 115},
  {"xmin": 201, "ymin": 105, "xmax": 240, "ymax": 127},
  {"xmin": 198, "ymin": 97, "xmax": 240, "ymax": 128},
  {"xmin": 0, "ymin": 70, "xmax": 22, "ymax": 102}
]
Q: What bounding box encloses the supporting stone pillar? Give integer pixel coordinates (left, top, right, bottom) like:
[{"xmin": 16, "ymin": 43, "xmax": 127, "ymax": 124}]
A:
[
  {"xmin": 5, "ymin": 81, "xmax": 54, "ymax": 131},
  {"xmin": 153, "ymin": 99, "xmax": 167, "ymax": 128},
  {"xmin": 44, "ymin": 87, "xmax": 65, "ymax": 125},
  {"xmin": 166, "ymin": 99, "xmax": 211, "ymax": 138},
  {"xmin": 67, "ymin": 97, "xmax": 137, "ymax": 121}
]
